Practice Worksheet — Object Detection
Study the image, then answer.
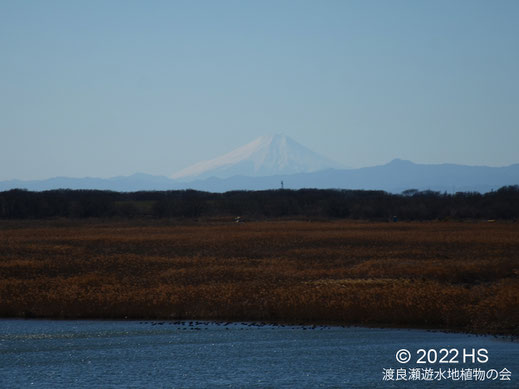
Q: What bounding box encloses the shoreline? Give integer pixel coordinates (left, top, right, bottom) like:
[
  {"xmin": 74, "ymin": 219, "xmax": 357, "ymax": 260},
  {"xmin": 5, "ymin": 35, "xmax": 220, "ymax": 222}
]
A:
[{"xmin": 2, "ymin": 315, "xmax": 518, "ymax": 341}]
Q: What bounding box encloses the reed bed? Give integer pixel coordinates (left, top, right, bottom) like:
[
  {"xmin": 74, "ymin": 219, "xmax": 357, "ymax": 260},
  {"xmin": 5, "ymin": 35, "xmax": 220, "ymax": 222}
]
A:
[{"xmin": 0, "ymin": 219, "xmax": 517, "ymax": 334}]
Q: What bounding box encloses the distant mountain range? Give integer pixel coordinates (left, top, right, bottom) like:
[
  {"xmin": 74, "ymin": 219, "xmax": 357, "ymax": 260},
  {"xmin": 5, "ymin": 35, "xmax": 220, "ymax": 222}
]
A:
[{"xmin": 1, "ymin": 135, "xmax": 518, "ymax": 193}]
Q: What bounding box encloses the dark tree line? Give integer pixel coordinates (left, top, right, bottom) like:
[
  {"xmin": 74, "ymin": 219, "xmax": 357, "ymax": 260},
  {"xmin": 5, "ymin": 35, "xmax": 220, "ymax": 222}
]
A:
[{"xmin": 0, "ymin": 186, "xmax": 518, "ymax": 220}]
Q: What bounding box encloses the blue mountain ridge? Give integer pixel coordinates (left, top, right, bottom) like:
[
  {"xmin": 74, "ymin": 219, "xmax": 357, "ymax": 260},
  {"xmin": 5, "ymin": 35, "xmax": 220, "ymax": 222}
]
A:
[{"xmin": 1, "ymin": 160, "xmax": 518, "ymax": 193}]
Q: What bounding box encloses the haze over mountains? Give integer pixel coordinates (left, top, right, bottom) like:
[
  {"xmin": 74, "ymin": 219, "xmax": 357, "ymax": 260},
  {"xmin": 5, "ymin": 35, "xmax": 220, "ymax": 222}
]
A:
[
  {"xmin": 171, "ymin": 135, "xmax": 341, "ymax": 180},
  {"xmin": 1, "ymin": 135, "xmax": 518, "ymax": 193}
]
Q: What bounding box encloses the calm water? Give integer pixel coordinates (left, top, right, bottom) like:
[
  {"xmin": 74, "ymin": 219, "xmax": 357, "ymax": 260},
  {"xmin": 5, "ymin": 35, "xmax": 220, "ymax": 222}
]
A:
[{"xmin": 0, "ymin": 319, "xmax": 517, "ymax": 388}]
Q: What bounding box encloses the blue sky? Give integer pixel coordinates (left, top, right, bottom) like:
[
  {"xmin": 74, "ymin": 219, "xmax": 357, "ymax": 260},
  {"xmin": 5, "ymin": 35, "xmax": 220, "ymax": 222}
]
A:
[{"xmin": 1, "ymin": 0, "xmax": 518, "ymax": 180}]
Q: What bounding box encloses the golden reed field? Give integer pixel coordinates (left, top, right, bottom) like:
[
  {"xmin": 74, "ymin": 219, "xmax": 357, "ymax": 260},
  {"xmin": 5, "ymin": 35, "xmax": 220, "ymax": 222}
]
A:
[{"xmin": 0, "ymin": 219, "xmax": 517, "ymax": 335}]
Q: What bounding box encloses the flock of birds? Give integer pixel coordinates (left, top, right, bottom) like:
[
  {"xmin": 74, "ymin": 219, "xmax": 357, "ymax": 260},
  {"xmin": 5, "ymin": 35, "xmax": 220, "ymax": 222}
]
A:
[{"xmin": 139, "ymin": 320, "xmax": 339, "ymax": 331}]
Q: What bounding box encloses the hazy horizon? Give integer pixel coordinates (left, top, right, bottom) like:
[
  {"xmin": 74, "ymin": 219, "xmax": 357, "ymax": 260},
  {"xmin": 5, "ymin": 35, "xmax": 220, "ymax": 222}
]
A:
[
  {"xmin": 2, "ymin": 133, "xmax": 519, "ymax": 183},
  {"xmin": 2, "ymin": 1, "xmax": 518, "ymax": 180},
  {"xmin": 0, "ymin": 134, "xmax": 519, "ymax": 183}
]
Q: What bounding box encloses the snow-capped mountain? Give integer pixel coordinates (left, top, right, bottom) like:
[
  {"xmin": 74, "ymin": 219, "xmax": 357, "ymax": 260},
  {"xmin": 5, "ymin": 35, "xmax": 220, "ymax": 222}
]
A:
[{"xmin": 171, "ymin": 134, "xmax": 340, "ymax": 181}]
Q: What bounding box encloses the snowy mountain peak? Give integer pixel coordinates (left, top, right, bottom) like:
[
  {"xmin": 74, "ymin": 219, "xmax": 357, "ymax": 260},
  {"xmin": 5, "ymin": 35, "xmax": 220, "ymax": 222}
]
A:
[{"xmin": 171, "ymin": 134, "xmax": 339, "ymax": 181}]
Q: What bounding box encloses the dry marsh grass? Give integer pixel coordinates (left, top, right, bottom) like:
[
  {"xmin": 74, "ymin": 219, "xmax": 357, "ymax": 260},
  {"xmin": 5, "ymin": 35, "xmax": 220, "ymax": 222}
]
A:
[{"xmin": 0, "ymin": 219, "xmax": 517, "ymax": 334}]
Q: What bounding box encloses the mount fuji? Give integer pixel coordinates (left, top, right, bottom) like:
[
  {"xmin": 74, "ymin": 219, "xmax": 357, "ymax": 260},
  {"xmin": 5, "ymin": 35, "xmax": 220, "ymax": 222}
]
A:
[
  {"xmin": 171, "ymin": 134, "xmax": 341, "ymax": 181},
  {"xmin": 1, "ymin": 133, "xmax": 518, "ymax": 192}
]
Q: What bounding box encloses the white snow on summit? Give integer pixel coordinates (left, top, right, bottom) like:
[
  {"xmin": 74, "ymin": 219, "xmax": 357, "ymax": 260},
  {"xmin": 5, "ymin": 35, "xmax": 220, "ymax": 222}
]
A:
[{"xmin": 171, "ymin": 134, "xmax": 339, "ymax": 181}]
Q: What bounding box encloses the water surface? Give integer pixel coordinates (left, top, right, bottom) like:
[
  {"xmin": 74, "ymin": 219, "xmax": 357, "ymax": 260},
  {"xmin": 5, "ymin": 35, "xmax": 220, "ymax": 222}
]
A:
[{"xmin": 0, "ymin": 319, "xmax": 517, "ymax": 388}]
